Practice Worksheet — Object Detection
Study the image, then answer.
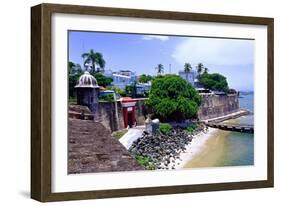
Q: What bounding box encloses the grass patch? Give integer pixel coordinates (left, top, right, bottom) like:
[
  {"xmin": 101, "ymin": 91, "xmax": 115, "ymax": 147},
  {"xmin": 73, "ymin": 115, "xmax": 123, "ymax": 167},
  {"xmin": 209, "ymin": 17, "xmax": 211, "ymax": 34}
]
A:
[{"xmin": 111, "ymin": 129, "xmax": 128, "ymax": 139}]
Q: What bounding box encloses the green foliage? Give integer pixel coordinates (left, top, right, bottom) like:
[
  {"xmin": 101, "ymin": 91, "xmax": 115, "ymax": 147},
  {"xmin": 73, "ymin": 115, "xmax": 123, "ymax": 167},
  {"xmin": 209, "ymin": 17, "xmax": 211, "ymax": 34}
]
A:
[
  {"xmin": 159, "ymin": 123, "xmax": 172, "ymax": 134},
  {"xmin": 125, "ymin": 85, "xmax": 133, "ymax": 97},
  {"xmin": 185, "ymin": 123, "xmax": 198, "ymax": 133},
  {"xmin": 68, "ymin": 61, "xmax": 83, "ymax": 98},
  {"xmin": 93, "ymin": 73, "xmax": 113, "ymax": 87},
  {"xmin": 135, "ymin": 155, "xmax": 156, "ymax": 170},
  {"xmin": 147, "ymin": 75, "xmax": 201, "ymax": 121},
  {"xmin": 107, "ymin": 86, "xmax": 126, "ymax": 97},
  {"xmin": 138, "ymin": 74, "xmax": 154, "ymax": 83},
  {"xmin": 68, "ymin": 96, "xmax": 77, "ymax": 105},
  {"xmin": 98, "ymin": 94, "xmax": 114, "ymax": 102},
  {"xmin": 125, "ymin": 82, "xmax": 137, "ymax": 97},
  {"xmin": 198, "ymin": 73, "xmax": 229, "ymax": 92}
]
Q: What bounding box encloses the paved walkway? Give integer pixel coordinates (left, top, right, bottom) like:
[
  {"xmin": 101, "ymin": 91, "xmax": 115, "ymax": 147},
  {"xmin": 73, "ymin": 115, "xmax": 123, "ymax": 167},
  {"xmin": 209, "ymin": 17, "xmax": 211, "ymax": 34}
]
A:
[
  {"xmin": 119, "ymin": 126, "xmax": 145, "ymax": 149},
  {"xmin": 202, "ymin": 109, "xmax": 251, "ymax": 123}
]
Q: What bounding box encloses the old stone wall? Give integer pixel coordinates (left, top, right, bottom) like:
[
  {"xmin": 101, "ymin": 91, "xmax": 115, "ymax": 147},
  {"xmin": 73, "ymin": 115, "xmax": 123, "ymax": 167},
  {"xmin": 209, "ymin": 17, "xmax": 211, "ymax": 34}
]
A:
[
  {"xmin": 135, "ymin": 99, "xmax": 148, "ymax": 126},
  {"xmin": 71, "ymin": 95, "xmax": 239, "ymax": 131},
  {"xmin": 94, "ymin": 101, "xmax": 124, "ymax": 132},
  {"xmin": 94, "ymin": 99, "xmax": 148, "ymax": 132},
  {"xmin": 197, "ymin": 94, "xmax": 239, "ymax": 120}
]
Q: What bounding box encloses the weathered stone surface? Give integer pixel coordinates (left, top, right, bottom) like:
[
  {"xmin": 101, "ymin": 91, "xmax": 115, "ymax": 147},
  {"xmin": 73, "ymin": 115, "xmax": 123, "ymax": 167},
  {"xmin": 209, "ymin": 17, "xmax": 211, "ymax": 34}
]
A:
[
  {"xmin": 197, "ymin": 94, "xmax": 239, "ymax": 120},
  {"xmin": 68, "ymin": 118, "xmax": 144, "ymax": 174}
]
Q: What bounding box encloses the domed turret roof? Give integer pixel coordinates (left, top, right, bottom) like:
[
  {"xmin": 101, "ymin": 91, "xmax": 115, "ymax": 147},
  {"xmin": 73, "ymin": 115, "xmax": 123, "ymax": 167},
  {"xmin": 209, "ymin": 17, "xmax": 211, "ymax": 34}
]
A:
[{"xmin": 75, "ymin": 71, "xmax": 99, "ymax": 88}]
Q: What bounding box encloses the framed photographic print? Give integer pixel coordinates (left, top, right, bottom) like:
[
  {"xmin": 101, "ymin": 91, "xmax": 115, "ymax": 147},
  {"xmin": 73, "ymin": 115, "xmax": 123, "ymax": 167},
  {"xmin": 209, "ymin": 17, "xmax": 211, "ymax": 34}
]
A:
[{"xmin": 31, "ymin": 3, "xmax": 274, "ymax": 202}]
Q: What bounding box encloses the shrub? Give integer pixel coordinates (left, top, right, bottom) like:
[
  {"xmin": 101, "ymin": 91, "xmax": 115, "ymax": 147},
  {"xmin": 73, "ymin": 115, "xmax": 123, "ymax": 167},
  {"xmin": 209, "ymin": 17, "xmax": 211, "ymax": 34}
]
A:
[
  {"xmin": 107, "ymin": 86, "xmax": 126, "ymax": 97},
  {"xmin": 185, "ymin": 123, "xmax": 198, "ymax": 133},
  {"xmin": 159, "ymin": 123, "xmax": 172, "ymax": 134},
  {"xmin": 135, "ymin": 155, "xmax": 156, "ymax": 170},
  {"xmin": 98, "ymin": 94, "xmax": 114, "ymax": 102}
]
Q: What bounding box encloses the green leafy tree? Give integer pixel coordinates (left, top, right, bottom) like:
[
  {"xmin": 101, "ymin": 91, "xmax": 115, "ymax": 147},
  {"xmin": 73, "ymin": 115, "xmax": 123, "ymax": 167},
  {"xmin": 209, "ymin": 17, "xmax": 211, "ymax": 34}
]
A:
[
  {"xmin": 98, "ymin": 94, "xmax": 114, "ymax": 102},
  {"xmin": 93, "ymin": 73, "xmax": 113, "ymax": 87},
  {"xmin": 107, "ymin": 86, "xmax": 126, "ymax": 97},
  {"xmin": 82, "ymin": 49, "xmax": 106, "ymax": 73},
  {"xmin": 138, "ymin": 74, "xmax": 154, "ymax": 83},
  {"xmin": 68, "ymin": 61, "xmax": 83, "ymax": 98},
  {"xmin": 147, "ymin": 75, "xmax": 201, "ymax": 121},
  {"xmin": 184, "ymin": 63, "xmax": 192, "ymax": 73},
  {"xmin": 125, "ymin": 81, "xmax": 137, "ymax": 97},
  {"xmin": 125, "ymin": 85, "xmax": 133, "ymax": 97},
  {"xmin": 155, "ymin": 64, "xmax": 164, "ymax": 75},
  {"xmin": 198, "ymin": 73, "xmax": 229, "ymax": 92}
]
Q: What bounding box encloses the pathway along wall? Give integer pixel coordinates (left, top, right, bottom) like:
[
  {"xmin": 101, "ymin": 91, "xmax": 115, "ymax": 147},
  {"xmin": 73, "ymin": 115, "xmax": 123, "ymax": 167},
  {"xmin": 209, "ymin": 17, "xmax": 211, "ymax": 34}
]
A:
[{"xmin": 197, "ymin": 94, "xmax": 239, "ymax": 120}]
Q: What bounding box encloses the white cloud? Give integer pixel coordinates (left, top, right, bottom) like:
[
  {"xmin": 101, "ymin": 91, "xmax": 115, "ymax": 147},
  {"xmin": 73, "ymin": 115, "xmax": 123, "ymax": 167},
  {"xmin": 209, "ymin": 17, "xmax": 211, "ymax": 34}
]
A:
[
  {"xmin": 172, "ymin": 37, "xmax": 254, "ymax": 66},
  {"xmin": 142, "ymin": 35, "xmax": 169, "ymax": 41}
]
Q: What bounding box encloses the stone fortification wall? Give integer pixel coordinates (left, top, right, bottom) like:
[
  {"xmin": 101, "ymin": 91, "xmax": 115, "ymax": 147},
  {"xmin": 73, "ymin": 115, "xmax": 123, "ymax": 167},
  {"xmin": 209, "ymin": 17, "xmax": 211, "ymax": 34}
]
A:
[{"xmin": 197, "ymin": 94, "xmax": 239, "ymax": 120}]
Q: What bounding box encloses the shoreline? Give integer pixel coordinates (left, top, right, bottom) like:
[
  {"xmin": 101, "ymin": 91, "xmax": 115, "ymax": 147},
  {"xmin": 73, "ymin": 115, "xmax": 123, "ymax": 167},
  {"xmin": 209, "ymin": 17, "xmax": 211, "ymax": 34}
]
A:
[{"xmin": 168, "ymin": 128, "xmax": 219, "ymax": 169}]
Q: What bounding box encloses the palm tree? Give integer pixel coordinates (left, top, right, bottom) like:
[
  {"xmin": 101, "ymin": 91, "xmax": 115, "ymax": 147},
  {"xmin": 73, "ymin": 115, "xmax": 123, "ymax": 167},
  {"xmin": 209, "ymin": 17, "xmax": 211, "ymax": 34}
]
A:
[
  {"xmin": 196, "ymin": 63, "xmax": 204, "ymax": 76},
  {"xmin": 155, "ymin": 64, "xmax": 164, "ymax": 75},
  {"xmin": 184, "ymin": 63, "xmax": 192, "ymax": 73},
  {"xmin": 94, "ymin": 52, "xmax": 105, "ymax": 72},
  {"xmin": 203, "ymin": 67, "xmax": 209, "ymax": 74},
  {"xmin": 81, "ymin": 49, "xmax": 106, "ymax": 73}
]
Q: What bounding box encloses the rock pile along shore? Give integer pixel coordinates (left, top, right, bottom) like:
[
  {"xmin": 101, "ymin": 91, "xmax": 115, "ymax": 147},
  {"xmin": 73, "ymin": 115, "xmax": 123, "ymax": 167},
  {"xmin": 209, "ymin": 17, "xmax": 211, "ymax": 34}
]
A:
[{"xmin": 128, "ymin": 128, "xmax": 204, "ymax": 170}]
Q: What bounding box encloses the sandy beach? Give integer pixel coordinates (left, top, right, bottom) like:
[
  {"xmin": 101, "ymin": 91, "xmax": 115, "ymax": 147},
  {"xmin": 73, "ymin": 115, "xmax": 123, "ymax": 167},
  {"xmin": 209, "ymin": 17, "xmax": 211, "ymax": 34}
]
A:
[
  {"xmin": 158, "ymin": 128, "xmax": 220, "ymax": 170},
  {"xmin": 173, "ymin": 128, "xmax": 221, "ymax": 169}
]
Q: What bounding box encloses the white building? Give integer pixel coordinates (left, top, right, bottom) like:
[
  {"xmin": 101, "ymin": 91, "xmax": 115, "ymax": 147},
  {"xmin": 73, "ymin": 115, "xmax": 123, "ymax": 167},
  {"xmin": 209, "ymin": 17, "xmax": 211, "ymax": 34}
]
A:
[
  {"xmin": 104, "ymin": 69, "xmax": 137, "ymax": 89},
  {"xmin": 136, "ymin": 82, "xmax": 152, "ymax": 95},
  {"xmin": 178, "ymin": 70, "xmax": 197, "ymax": 86}
]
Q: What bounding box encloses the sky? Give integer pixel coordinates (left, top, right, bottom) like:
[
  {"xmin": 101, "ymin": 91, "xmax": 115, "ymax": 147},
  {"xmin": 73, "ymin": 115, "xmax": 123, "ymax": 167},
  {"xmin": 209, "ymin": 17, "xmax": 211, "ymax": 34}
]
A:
[{"xmin": 68, "ymin": 31, "xmax": 254, "ymax": 91}]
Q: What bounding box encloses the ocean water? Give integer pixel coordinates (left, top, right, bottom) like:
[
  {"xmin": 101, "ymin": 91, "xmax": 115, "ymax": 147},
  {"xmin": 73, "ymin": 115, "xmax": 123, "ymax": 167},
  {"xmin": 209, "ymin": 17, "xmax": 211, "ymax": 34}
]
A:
[
  {"xmin": 222, "ymin": 93, "xmax": 254, "ymax": 166},
  {"xmin": 215, "ymin": 92, "xmax": 254, "ymax": 167},
  {"xmin": 184, "ymin": 93, "xmax": 254, "ymax": 168}
]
